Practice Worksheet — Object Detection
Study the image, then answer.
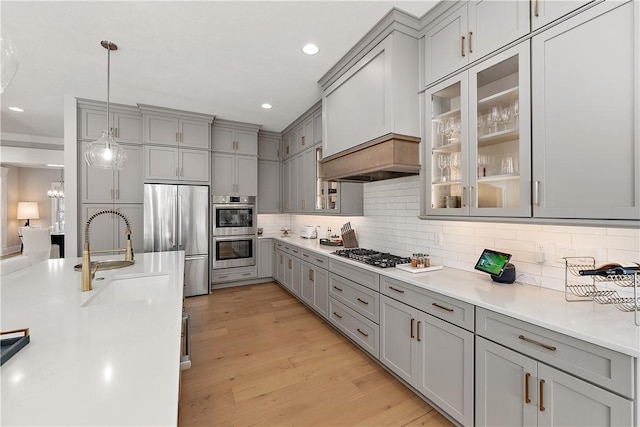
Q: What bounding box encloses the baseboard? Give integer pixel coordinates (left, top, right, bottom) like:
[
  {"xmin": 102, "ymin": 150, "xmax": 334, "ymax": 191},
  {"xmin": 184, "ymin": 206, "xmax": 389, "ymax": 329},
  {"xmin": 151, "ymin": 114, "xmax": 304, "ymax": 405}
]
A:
[{"xmin": 211, "ymin": 277, "xmax": 273, "ymax": 290}]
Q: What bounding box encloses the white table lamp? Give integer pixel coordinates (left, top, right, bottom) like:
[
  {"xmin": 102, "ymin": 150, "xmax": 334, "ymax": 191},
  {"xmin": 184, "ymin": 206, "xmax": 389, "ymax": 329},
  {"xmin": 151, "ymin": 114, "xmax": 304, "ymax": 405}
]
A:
[{"xmin": 17, "ymin": 202, "xmax": 39, "ymax": 226}]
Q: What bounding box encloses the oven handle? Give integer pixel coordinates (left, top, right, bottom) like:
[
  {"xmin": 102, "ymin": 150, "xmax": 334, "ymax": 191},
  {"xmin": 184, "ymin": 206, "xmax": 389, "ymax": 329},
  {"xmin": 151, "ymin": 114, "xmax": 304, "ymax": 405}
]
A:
[
  {"xmin": 213, "ymin": 204, "xmax": 255, "ymax": 210},
  {"xmin": 213, "ymin": 235, "xmax": 257, "ymax": 243}
]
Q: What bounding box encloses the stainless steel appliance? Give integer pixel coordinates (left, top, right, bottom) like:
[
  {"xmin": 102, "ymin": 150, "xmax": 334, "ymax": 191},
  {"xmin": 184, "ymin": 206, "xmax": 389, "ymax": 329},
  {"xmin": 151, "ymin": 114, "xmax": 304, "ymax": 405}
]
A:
[
  {"xmin": 212, "ymin": 234, "xmax": 256, "ymax": 269},
  {"xmin": 212, "ymin": 195, "xmax": 256, "ymax": 236},
  {"xmin": 144, "ymin": 184, "xmax": 210, "ymax": 296},
  {"xmin": 332, "ymin": 248, "xmax": 411, "ymax": 268}
]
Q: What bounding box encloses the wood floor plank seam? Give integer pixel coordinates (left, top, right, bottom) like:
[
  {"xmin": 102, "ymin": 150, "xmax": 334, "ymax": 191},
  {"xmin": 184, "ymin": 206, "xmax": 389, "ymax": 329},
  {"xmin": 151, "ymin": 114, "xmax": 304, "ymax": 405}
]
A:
[{"xmin": 178, "ymin": 282, "xmax": 453, "ymax": 427}]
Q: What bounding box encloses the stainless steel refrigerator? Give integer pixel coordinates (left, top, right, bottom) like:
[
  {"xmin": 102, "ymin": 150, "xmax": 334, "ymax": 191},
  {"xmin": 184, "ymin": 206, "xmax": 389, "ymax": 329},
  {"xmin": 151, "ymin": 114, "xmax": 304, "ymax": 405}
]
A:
[{"xmin": 144, "ymin": 184, "xmax": 209, "ymax": 296}]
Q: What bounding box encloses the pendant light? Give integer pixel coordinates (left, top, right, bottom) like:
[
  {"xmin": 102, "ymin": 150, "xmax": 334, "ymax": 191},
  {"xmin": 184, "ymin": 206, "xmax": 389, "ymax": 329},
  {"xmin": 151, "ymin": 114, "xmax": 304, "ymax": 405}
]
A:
[{"xmin": 84, "ymin": 41, "xmax": 127, "ymax": 170}]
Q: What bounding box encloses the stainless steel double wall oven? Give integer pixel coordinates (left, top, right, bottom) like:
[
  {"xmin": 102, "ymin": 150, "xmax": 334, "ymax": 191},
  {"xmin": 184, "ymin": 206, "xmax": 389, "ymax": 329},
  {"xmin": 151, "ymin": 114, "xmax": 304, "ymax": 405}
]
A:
[{"xmin": 212, "ymin": 196, "xmax": 256, "ymax": 269}]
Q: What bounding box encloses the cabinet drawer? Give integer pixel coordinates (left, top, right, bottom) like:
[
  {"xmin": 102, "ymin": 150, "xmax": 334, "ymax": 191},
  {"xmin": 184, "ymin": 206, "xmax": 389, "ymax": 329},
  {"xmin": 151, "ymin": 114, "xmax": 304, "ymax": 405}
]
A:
[
  {"xmin": 381, "ymin": 276, "xmax": 474, "ymax": 331},
  {"xmin": 329, "ymin": 298, "xmax": 379, "ymax": 359},
  {"xmin": 281, "ymin": 243, "xmax": 301, "ymax": 257},
  {"xmin": 300, "ymin": 249, "xmax": 328, "ymax": 269},
  {"xmin": 329, "ymin": 258, "xmax": 379, "ymax": 291},
  {"xmin": 476, "ymin": 307, "xmax": 634, "ymax": 398},
  {"xmin": 329, "ymin": 273, "xmax": 379, "ymax": 323},
  {"xmin": 211, "ymin": 267, "xmax": 257, "ymax": 283}
]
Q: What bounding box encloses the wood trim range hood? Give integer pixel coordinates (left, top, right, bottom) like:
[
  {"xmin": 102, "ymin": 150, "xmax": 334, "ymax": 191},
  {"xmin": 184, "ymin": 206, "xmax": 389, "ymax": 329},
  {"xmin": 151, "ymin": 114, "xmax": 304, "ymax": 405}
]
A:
[{"xmin": 320, "ymin": 133, "xmax": 421, "ymax": 182}]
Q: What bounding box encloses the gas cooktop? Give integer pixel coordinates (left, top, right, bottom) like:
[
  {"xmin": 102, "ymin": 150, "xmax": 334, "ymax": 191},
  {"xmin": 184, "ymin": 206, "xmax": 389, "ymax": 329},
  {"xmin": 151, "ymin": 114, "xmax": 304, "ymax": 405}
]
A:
[{"xmin": 332, "ymin": 248, "xmax": 411, "ymax": 268}]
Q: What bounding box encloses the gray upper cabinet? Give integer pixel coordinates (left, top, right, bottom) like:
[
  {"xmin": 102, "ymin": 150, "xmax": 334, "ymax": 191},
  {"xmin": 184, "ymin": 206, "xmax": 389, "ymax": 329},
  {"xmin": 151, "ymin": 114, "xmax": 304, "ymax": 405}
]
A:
[
  {"xmin": 531, "ymin": 0, "xmax": 593, "ymax": 30},
  {"xmin": 81, "ymin": 144, "xmax": 143, "ymax": 203},
  {"xmin": 424, "ymin": 41, "xmax": 531, "ymax": 218},
  {"xmin": 258, "ymin": 130, "xmax": 281, "ymax": 213},
  {"xmin": 212, "ymin": 120, "xmax": 260, "ymax": 196},
  {"xmin": 78, "ymin": 101, "xmax": 142, "ymax": 144},
  {"xmin": 531, "ymin": 0, "xmax": 640, "ymax": 221},
  {"xmin": 257, "ymin": 131, "xmax": 280, "ymax": 161},
  {"xmin": 212, "ymin": 120, "xmax": 259, "ymax": 155},
  {"xmin": 138, "ymin": 104, "xmax": 213, "ymax": 149},
  {"xmin": 423, "ymin": 1, "xmax": 529, "ymax": 87}
]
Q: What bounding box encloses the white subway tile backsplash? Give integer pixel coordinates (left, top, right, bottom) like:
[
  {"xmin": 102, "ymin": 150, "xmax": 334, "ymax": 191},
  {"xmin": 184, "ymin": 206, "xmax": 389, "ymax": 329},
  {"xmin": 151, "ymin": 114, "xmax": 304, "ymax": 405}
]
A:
[{"xmin": 277, "ymin": 176, "xmax": 638, "ymax": 293}]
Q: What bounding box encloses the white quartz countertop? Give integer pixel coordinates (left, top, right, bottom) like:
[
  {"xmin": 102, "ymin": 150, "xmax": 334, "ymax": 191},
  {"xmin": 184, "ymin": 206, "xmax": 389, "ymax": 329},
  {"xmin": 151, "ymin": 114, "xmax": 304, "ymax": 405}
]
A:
[
  {"xmin": 272, "ymin": 237, "xmax": 640, "ymax": 358},
  {"xmin": 1, "ymin": 251, "xmax": 185, "ymax": 426}
]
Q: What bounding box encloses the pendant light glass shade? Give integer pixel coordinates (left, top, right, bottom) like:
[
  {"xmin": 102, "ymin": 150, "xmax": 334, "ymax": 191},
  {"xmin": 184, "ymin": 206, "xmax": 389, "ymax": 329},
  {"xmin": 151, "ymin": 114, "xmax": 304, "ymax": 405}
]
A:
[
  {"xmin": 84, "ymin": 40, "xmax": 127, "ymax": 170},
  {"xmin": 0, "ymin": 31, "xmax": 19, "ymax": 94},
  {"xmin": 85, "ymin": 130, "xmax": 127, "ymax": 169}
]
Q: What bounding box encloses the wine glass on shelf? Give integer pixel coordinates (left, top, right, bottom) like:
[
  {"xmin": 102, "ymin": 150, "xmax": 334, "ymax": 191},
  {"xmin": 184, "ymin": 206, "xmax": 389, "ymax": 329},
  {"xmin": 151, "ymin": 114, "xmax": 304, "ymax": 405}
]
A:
[
  {"xmin": 437, "ymin": 154, "xmax": 448, "ymax": 182},
  {"xmin": 435, "ymin": 120, "xmax": 445, "ymax": 146},
  {"xmin": 511, "ymin": 99, "xmax": 519, "ymax": 128},
  {"xmin": 489, "ymin": 106, "xmax": 501, "ymax": 134},
  {"xmin": 501, "ymin": 107, "xmax": 512, "ymax": 132},
  {"xmin": 450, "ymin": 152, "xmax": 461, "ymax": 181}
]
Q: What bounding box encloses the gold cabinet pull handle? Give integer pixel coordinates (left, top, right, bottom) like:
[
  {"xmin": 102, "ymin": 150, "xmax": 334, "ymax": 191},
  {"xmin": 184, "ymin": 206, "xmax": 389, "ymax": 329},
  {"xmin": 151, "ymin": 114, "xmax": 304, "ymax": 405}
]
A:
[
  {"xmin": 333, "ymin": 312, "xmax": 342, "ymax": 319},
  {"xmin": 470, "ymin": 186, "xmax": 475, "ymax": 207},
  {"xmin": 309, "ymin": 269, "xmax": 314, "ymax": 282},
  {"xmin": 417, "ymin": 321, "xmax": 422, "ymax": 342},
  {"xmin": 356, "ymin": 297, "xmax": 369, "ymax": 305},
  {"xmin": 468, "ymin": 31, "xmax": 473, "ymax": 53},
  {"xmin": 518, "ymin": 335, "xmax": 557, "ymax": 352},
  {"xmin": 288, "ymin": 259, "xmax": 292, "ymax": 269},
  {"xmin": 410, "ymin": 318, "xmax": 415, "ymax": 338},
  {"xmin": 357, "ymin": 328, "xmax": 369, "ymax": 337},
  {"xmin": 301, "ymin": 135, "xmax": 306, "ymax": 146},
  {"xmin": 461, "ymin": 35, "xmax": 466, "ymax": 57},
  {"xmin": 389, "ymin": 286, "xmax": 405, "ymax": 293},
  {"xmin": 303, "ymin": 253, "xmax": 309, "ymax": 258},
  {"xmin": 432, "ymin": 302, "xmax": 454, "ymax": 312},
  {"xmin": 316, "ymin": 258, "xmax": 324, "ymax": 264},
  {"xmin": 534, "ymin": 0, "xmax": 539, "ymax": 17},
  {"xmin": 539, "ymin": 379, "xmax": 545, "ymax": 411},
  {"xmin": 333, "ymin": 285, "xmax": 343, "ymax": 292},
  {"xmin": 525, "ymin": 373, "xmax": 531, "ymax": 404}
]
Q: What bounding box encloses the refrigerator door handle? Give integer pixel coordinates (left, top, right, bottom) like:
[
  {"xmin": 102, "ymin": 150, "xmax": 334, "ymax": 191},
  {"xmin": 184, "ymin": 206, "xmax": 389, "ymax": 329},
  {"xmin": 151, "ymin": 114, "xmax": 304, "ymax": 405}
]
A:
[
  {"xmin": 185, "ymin": 255, "xmax": 207, "ymax": 261},
  {"xmin": 180, "ymin": 313, "xmax": 192, "ymax": 370},
  {"xmin": 177, "ymin": 194, "xmax": 183, "ymax": 249}
]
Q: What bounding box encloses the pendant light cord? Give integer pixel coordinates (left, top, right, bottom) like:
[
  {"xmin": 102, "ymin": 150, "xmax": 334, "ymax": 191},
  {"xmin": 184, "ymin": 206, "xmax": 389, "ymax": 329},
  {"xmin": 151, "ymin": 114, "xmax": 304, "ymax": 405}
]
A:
[{"xmin": 106, "ymin": 42, "xmax": 111, "ymax": 134}]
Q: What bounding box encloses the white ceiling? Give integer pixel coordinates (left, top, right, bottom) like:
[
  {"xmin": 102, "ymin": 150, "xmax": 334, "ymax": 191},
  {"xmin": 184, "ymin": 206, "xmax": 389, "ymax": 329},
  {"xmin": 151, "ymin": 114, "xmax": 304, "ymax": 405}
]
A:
[{"xmin": 1, "ymin": 1, "xmax": 437, "ymax": 140}]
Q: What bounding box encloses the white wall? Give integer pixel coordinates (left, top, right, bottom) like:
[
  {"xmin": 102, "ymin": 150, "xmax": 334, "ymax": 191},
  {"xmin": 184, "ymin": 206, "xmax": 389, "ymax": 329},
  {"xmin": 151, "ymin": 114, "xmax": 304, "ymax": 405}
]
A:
[{"xmin": 273, "ymin": 175, "xmax": 639, "ymax": 293}]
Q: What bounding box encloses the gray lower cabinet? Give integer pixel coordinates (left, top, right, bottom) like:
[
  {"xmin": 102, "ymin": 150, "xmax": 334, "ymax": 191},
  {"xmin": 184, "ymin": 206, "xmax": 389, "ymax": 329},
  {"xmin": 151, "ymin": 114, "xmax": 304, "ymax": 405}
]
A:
[
  {"xmin": 476, "ymin": 337, "xmax": 633, "ymax": 427},
  {"xmin": 274, "ymin": 242, "xmax": 329, "ymax": 320},
  {"xmin": 257, "ymin": 238, "xmax": 273, "ymax": 279},
  {"xmin": 274, "ymin": 247, "xmax": 285, "ymax": 285},
  {"xmin": 380, "ymin": 295, "xmax": 474, "ymax": 426},
  {"xmin": 283, "ymin": 252, "xmax": 301, "ymax": 296},
  {"xmin": 300, "ymin": 260, "xmax": 329, "ymax": 319}
]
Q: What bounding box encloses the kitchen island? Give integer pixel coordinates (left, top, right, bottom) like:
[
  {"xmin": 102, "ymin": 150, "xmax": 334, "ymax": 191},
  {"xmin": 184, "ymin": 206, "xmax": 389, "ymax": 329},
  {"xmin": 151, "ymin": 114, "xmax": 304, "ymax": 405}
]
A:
[{"xmin": 1, "ymin": 251, "xmax": 185, "ymax": 426}]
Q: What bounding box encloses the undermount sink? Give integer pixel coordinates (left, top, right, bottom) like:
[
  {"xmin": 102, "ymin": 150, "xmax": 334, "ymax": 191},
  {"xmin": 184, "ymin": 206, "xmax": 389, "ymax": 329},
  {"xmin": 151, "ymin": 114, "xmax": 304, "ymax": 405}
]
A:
[{"xmin": 82, "ymin": 273, "xmax": 171, "ymax": 307}]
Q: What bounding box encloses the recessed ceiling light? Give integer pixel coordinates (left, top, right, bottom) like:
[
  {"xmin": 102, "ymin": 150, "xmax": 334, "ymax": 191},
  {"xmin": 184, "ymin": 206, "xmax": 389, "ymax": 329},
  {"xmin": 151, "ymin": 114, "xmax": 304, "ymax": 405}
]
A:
[
  {"xmin": 261, "ymin": 103, "xmax": 273, "ymax": 109},
  {"xmin": 9, "ymin": 106, "xmax": 24, "ymax": 112},
  {"xmin": 302, "ymin": 43, "xmax": 319, "ymax": 55}
]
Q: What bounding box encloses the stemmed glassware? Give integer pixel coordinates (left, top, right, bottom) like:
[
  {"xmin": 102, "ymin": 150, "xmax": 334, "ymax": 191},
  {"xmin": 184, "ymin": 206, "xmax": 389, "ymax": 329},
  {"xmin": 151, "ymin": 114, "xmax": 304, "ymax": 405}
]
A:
[
  {"xmin": 437, "ymin": 154, "xmax": 448, "ymax": 181},
  {"xmin": 449, "ymin": 152, "xmax": 461, "ymax": 181}
]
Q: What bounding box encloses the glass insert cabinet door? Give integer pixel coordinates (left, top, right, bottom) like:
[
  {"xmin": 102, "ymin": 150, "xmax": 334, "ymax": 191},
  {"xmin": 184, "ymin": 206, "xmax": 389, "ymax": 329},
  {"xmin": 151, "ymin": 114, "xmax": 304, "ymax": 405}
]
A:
[
  {"xmin": 424, "ymin": 41, "xmax": 531, "ymax": 217},
  {"xmin": 315, "ymin": 146, "xmax": 340, "ymax": 212}
]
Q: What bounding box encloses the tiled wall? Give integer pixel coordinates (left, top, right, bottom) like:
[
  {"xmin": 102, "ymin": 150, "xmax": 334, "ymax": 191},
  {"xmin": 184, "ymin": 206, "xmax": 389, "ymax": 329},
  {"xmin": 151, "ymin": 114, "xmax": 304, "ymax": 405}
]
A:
[{"xmin": 260, "ymin": 175, "xmax": 640, "ymax": 293}]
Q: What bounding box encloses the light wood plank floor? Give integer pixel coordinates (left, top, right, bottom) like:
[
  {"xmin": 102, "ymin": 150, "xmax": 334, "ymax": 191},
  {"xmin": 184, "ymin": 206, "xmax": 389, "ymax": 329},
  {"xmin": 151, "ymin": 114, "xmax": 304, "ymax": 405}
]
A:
[{"xmin": 178, "ymin": 282, "xmax": 454, "ymax": 427}]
